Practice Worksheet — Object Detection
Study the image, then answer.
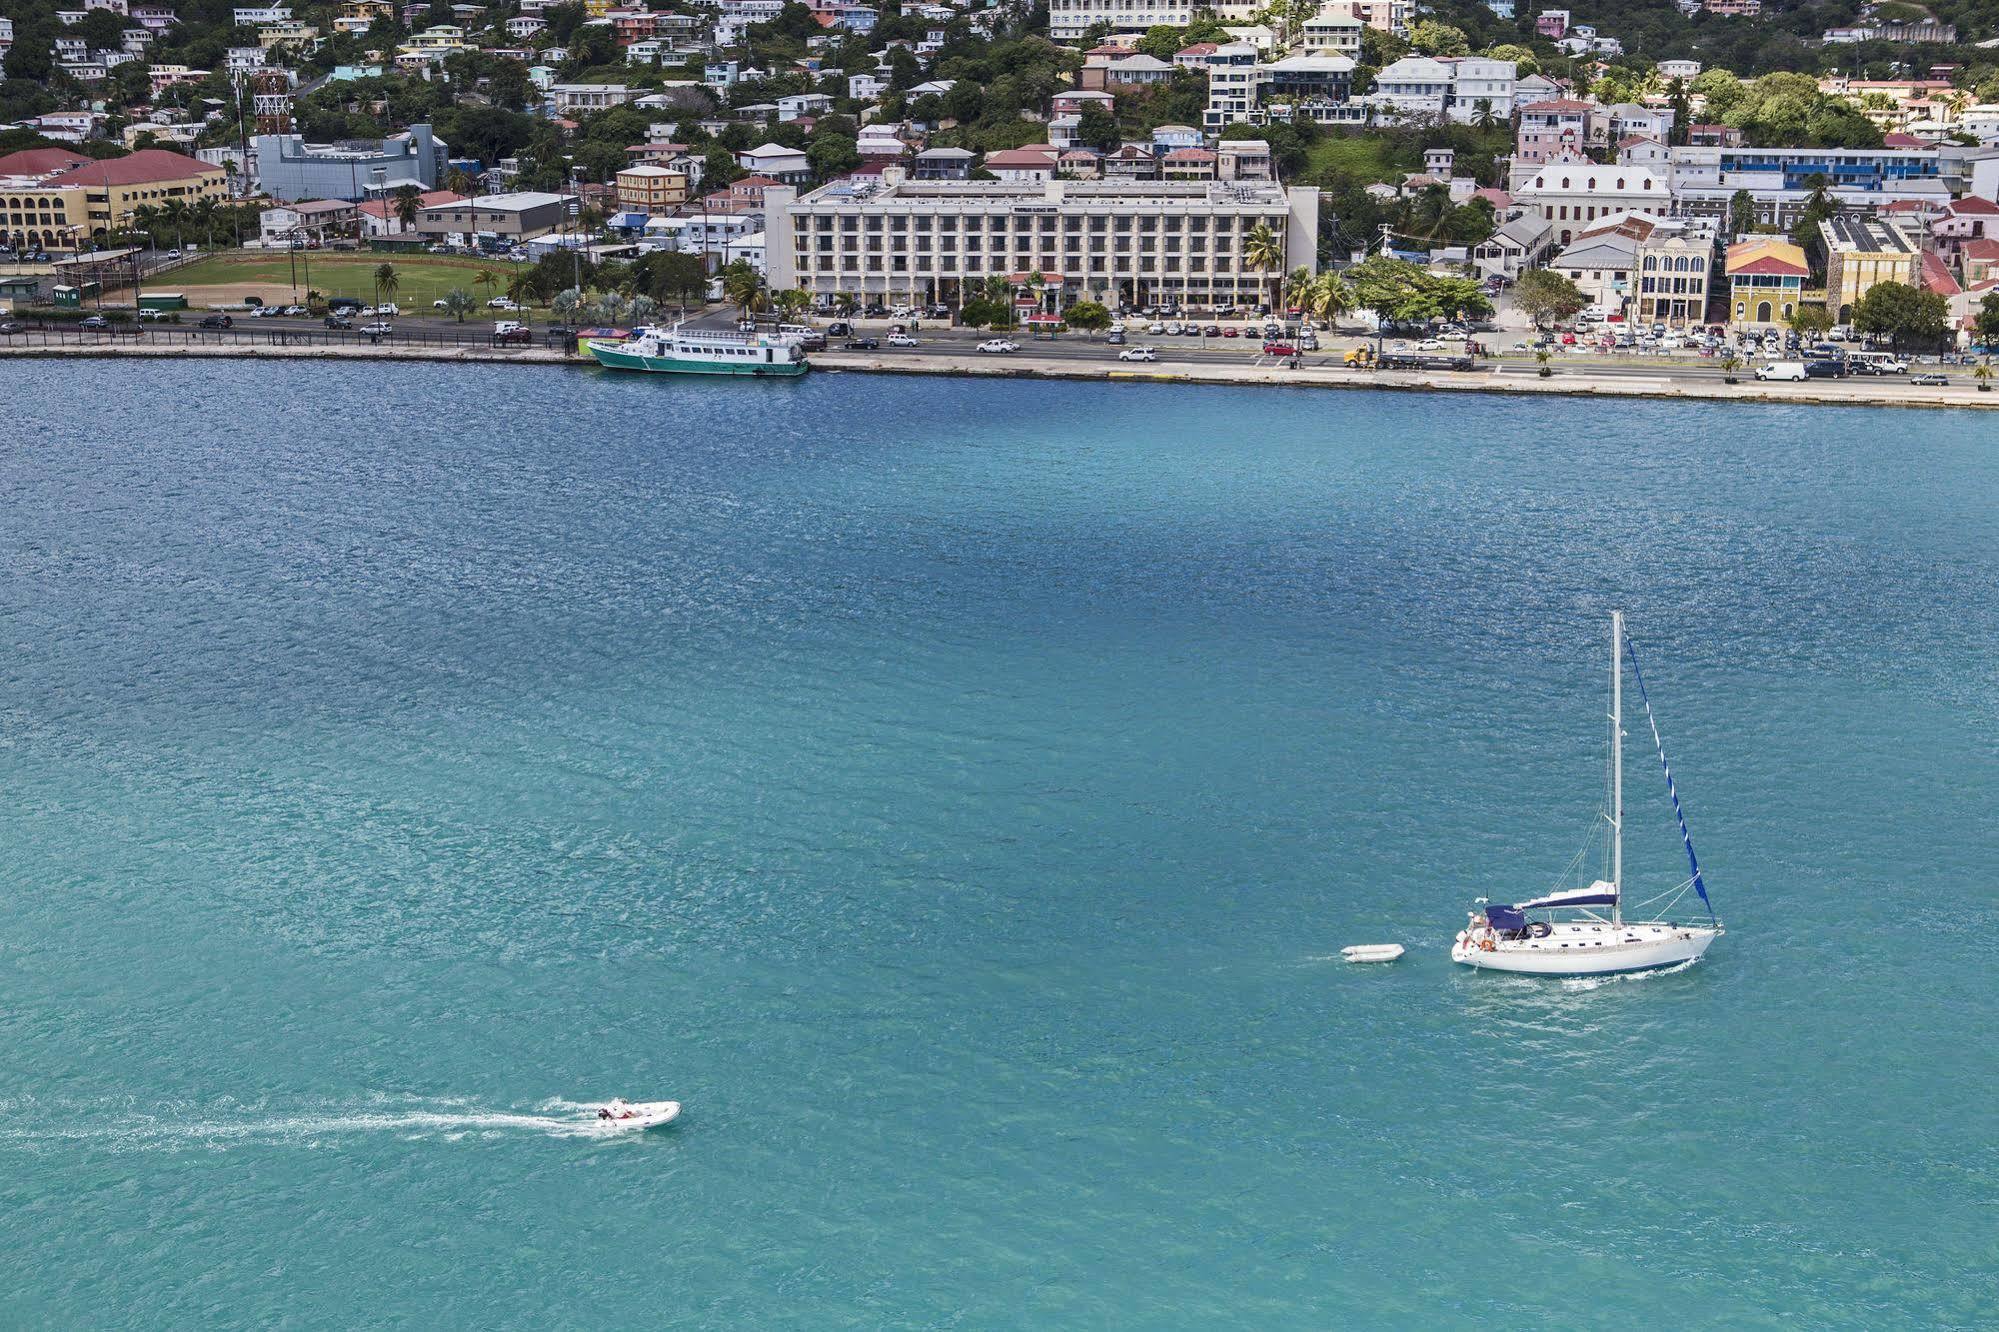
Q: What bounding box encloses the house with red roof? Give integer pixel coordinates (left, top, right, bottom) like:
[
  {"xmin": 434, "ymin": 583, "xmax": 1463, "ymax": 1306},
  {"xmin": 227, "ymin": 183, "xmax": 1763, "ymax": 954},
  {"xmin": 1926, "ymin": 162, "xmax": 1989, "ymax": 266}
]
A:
[{"xmin": 1931, "ymin": 194, "xmax": 1999, "ymax": 256}]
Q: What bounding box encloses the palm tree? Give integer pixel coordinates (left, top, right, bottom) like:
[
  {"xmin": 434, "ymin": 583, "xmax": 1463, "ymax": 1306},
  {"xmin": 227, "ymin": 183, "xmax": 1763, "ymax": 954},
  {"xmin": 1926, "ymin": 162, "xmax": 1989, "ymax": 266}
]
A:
[
  {"xmin": 720, "ymin": 260, "xmax": 767, "ymax": 318},
  {"xmin": 775, "ymin": 288, "xmax": 812, "ymax": 322},
  {"xmin": 373, "ymin": 262, "xmax": 400, "ymax": 311},
  {"xmin": 506, "ymin": 269, "xmax": 533, "ymax": 313},
  {"xmin": 474, "ymin": 268, "xmax": 500, "ymax": 308},
  {"xmin": 1720, "ymin": 352, "xmax": 1741, "ymax": 383},
  {"xmin": 160, "ymin": 198, "xmax": 190, "ymax": 251},
  {"xmin": 440, "ymin": 287, "xmax": 475, "ymax": 322},
  {"xmin": 1243, "ymin": 220, "xmax": 1283, "ymax": 316},
  {"xmin": 1306, "ymin": 272, "xmax": 1353, "ymax": 330},
  {"xmin": 131, "ymin": 204, "xmax": 162, "ymax": 250},
  {"xmin": 1282, "ymin": 266, "xmax": 1314, "ymax": 322},
  {"xmin": 552, "ymin": 288, "xmax": 582, "ymax": 324},
  {"xmin": 393, "ymin": 184, "xmax": 423, "ymax": 234},
  {"xmin": 1977, "ymin": 358, "xmax": 1993, "ymax": 392},
  {"xmin": 445, "ymin": 167, "xmax": 475, "ymax": 197},
  {"xmin": 193, "ymin": 197, "xmax": 220, "ymax": 251}
]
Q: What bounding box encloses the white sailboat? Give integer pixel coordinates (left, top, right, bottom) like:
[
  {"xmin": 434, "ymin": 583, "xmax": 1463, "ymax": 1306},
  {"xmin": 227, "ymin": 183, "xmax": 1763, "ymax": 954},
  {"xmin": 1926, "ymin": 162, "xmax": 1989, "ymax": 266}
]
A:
[{"xmin": 1451, "ymin": 611, "xmax": 1724, "ymax": 976}]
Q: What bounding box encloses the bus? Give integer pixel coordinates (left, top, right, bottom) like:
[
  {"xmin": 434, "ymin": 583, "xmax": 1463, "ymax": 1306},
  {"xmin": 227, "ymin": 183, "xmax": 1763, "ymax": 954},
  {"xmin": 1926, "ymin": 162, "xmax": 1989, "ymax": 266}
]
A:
[{"xmin": 1846, "ymin": 351, "xmax": 1908, "ymax": 375}]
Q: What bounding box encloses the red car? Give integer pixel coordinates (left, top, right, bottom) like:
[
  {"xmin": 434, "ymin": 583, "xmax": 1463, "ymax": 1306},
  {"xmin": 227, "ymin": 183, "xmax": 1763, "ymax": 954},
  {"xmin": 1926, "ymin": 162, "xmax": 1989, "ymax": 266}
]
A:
[
  {"xmin": 1222, "ymin": 326, "xmax": 1240, "ymax": 338},
  {"xmin": 1262, "ymin": 341, "xmax": 1298, "ymax": 357}
]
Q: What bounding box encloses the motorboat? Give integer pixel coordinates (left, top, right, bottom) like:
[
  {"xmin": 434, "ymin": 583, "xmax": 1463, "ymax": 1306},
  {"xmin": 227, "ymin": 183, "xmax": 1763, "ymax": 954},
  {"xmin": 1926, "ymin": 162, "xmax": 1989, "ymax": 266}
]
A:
[
  {"xmin": 593, "ymin": 1098, "xmax": 681, "ymax": 1131},
  {"xmin": 1451, "ymin": 611, "xmax": 1724, "ymax": 977}
]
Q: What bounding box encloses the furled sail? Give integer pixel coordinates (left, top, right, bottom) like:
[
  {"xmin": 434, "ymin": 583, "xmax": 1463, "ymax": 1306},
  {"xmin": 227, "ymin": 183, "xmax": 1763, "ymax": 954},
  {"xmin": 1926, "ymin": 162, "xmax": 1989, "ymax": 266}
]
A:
[{"xmin": 1623, "ymin": 630, "xmax": 1715, "ymax": 923}]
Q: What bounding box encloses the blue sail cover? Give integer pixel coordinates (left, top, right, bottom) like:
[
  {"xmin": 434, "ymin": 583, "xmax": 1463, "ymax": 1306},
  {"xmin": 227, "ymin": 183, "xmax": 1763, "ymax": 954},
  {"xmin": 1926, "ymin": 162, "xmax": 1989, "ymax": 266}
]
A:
[
  {"xmin": 1484, "ymin": 905, "xmax": 1527, "ymax": 930},
  {"xmin": 1624, "ymin": 630, "xmax": 1716, "ymax": 923},
  {"xmin": 1516, "ymin": 886, "xmax": 1619, "ymax": 910}
]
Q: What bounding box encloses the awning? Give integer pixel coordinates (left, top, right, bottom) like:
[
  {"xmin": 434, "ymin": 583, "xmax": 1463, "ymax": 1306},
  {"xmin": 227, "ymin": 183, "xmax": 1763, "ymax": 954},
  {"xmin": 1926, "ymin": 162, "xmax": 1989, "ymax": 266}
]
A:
[{"xmin": 1484, "ymin": 905, "xmax": 1527, "ymax": 931}]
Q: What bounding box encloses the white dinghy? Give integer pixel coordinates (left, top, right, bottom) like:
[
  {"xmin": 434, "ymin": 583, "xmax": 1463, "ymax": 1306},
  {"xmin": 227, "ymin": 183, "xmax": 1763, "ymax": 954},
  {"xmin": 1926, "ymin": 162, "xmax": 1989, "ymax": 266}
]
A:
[
  {"xmin": 1341, "ymin": 944, "xmax": 1406, "ymax": 963},
  {"xmin": 592, "ymin": 1098, "xmax": 681, "ymax": 1131},
  {"xmin": 1451, "ymin": 611, "xmax": 1724, "ymax": 977}
]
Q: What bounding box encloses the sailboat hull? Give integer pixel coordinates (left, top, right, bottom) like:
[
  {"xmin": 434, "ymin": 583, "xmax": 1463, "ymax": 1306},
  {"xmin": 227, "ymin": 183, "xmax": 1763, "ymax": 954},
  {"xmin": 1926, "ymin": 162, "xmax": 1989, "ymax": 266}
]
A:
[{"xmin": 1451, "ymin": 921, "xmax": 1720, "ymax": 976}]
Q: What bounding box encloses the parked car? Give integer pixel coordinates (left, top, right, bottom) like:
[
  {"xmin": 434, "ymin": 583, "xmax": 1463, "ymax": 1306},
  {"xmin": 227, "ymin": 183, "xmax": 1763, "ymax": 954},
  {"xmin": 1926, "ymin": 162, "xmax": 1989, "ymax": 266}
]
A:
[
  {"xmin": 977, "ymin": 338, "xmax": 1018, "ymax": 353},
  {"xmin": 136, "ymin": 308, "xmax": 168, "ymax": 322},
  {"xmin": 1755, "ymin": 361, "xmax": 1806, "ymax": 381},
  {"xmin": 282, "ymin": 304, "xmax": 307, "ymax": 316},
  {"xmin": 826, "ymin": 321, "xmax": 852, "ymax": 336},
  {"xmin": 488, "ymin": 297, "xmax": 520, "ymax": 310},
  {"xmin": 1262, "ymin": 341, "xmax": 1297, "ymax": 357},
  {"xmin": 1909, "ymin": 372, "xmax": 1949, "ymax": 386},
  {"xmin": 1202, "ymin": 323, "xmax": 1221, "ymax": 337},
  {"xmin": 492, "ymin": 326, "xmax": 533, "ymax": 346},
  {"xmin": 1221, "ymin": 327, "xmax": 1240, "ymax": 338},
  {"xmin": 79, "ymin": 315, "xmax": 109, "ymax": 330},
  {"xmin": 844, "ymin": 337, "xmax": 880, "ymax": 350},
  {"xmin": 0, "ymin": 320, "xmax": 23, "ymax": 335},
  {"xmin": 198, "ymin": 313, "xmax": 233, "ymax": 329},
  {"xmin": 1804, "ymin": 359, "xmax": 1847, "ymax": 378},
  {"xmin": 1299, "ymin": 332, "xmax": 1319, "ymax": 351},
  {"xmin": 1118, "ymin": 346, "xmax": 1158, "ymax": 361},
  {"xmin": 324, "ymin": 314, "xmax": 354, "ymax": 329},
  {"xmin": 359, "ymin": 320, "xmax": 394, "ymax": 336},
  {"xmin": 886, "ymin": 332, "xmax": 918, "ymax": 347},
  {"xmin": 1106, "ymin": 331, "xmax": 1126, "ymax": 345},
  {"xmin": 1146, "ymin": 322, "xmax": 1165, "ymax": 335}
]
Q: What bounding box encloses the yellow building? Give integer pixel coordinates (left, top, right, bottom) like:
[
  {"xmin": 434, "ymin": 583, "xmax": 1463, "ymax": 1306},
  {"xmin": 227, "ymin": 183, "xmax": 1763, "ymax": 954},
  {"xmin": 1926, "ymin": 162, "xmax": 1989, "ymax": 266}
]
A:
[
  {"xmin": 1819, "ymin": 215, "xmax": 1919, "ymax": 324},
  {"xmin": 616, "ymin": 164, "xmax": 691, "ymax": 212},
  {"xmin": 0, "ymin": 147, "xmax": 228, "ymax": 248},
  {"xmin": 1723, "ymin": 236, "xmax": 1809, "ymax": 330}
]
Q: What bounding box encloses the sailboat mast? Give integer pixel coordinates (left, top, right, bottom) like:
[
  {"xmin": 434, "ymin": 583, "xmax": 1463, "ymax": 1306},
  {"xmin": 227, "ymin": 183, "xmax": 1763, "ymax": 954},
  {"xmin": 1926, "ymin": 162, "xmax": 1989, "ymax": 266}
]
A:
[{"xmin": 1611, "ymin": 609, "xmax": 1623, "ymax": 926}]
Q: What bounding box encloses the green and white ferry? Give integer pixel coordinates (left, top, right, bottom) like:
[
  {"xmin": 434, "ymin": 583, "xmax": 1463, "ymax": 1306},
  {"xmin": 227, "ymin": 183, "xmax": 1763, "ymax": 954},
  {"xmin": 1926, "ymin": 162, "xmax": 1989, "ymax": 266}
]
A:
[{"xmin": 584, "ymin": 322, "xmax": 809, "ymax": 377}]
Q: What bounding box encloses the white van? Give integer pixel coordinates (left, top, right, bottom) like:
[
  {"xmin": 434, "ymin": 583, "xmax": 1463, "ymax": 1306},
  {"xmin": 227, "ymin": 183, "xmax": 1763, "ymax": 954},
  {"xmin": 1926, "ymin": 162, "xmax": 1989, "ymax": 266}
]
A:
[{"xmin": 1755, "ymin": 361, "xmax": 1807, "ymax": 381}]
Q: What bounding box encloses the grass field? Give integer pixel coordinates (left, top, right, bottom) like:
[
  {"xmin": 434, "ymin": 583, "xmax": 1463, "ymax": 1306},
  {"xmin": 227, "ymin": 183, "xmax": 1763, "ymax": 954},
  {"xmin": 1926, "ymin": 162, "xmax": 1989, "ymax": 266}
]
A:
[{"xmin": 166, "ymin": 250, "xmax": 523, "ymax": 307}]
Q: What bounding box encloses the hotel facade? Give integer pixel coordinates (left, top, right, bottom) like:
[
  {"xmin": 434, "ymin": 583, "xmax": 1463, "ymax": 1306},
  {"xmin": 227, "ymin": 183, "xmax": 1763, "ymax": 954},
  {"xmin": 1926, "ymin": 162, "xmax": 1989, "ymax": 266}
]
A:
[{"xmin": 763, "ymin": 177, "xmax": 1319, "ymax": 310}]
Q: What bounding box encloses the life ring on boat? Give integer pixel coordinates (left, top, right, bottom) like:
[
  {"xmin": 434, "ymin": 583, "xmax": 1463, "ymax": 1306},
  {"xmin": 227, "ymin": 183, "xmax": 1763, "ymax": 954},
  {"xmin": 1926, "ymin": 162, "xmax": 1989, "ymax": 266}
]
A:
[{"xmin": 1479, "ymin": 939, "xmax": 1494, "ymax": 952}]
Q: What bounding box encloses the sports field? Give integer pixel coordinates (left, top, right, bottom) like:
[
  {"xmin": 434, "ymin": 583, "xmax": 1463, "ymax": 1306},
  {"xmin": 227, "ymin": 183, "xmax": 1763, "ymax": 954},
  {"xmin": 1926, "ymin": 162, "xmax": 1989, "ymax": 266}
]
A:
[{"xmin": 165, "ymin": 250, "xmax": 525, "ymax": 308}]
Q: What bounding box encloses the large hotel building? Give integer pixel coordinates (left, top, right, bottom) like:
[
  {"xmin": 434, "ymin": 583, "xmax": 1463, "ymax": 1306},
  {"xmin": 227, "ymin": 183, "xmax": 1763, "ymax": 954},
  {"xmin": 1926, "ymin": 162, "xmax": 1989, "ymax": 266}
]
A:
[{"xmin": 763, "ymin": 177, "xmax": 1320, "ymax": 310}]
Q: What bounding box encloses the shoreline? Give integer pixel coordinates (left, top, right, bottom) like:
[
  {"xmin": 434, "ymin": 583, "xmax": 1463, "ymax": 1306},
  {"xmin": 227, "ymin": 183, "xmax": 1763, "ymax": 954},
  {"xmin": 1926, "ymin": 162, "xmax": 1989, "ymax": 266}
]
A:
[{"xmin": 5, "ymin": 340, "xmax": 1995, "ymax": 410}]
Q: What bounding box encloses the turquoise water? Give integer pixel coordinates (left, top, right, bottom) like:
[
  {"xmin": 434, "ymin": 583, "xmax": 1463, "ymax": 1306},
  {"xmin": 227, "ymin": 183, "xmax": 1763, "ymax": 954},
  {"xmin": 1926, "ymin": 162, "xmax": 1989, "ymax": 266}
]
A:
[{"xmin": 2, "ymin": 364, "xmax": 1995, "ymax": 1326}]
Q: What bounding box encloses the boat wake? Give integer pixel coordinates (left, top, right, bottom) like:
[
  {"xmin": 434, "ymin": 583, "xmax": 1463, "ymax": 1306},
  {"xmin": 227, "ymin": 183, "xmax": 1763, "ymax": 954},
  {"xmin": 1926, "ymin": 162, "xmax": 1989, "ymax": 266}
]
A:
[
  {"xmin": 1559, "ymin": 956, "xmax": 1701, "ymax": 992},
  {"xmin": 0, "ymin": 1095, "xmax": 663, "ymax": 1152}
]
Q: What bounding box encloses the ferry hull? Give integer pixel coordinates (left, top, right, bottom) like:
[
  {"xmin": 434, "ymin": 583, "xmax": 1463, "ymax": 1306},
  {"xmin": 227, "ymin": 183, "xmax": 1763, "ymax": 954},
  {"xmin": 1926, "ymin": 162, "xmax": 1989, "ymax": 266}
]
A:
[
  {"xmin": 586, "ymin": 340, "xmax": 809, "ymax": 376},
  {"xmin": 1451, "ymin": 923, "xmax": 1719, "ymax": 976}
]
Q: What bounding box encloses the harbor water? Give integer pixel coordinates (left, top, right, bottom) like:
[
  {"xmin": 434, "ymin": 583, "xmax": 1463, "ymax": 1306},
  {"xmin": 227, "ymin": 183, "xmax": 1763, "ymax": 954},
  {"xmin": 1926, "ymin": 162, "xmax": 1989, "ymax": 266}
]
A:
[{"xmin": 2, "ymin": 363, "xmax": 1995, "ymax": 1326}]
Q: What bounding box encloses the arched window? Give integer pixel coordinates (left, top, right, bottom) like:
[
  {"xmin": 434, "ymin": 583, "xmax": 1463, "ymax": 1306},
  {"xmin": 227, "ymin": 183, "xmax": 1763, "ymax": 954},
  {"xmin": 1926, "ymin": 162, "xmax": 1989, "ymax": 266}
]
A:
[
  {"xmin": 1756, "ymin": 300, "xmax": 1772, "ymax": 323},
  {"xmin": 1561, "ymin": 177, "xmax": 1571, "ymax": 189},
  {"xmin": 1643, "ymin": 256, "xmax": 1657, "ymax": 270},
  {"xmin": 1616, "ymin": 178, "xmax": 1626, "ymax": 190}
]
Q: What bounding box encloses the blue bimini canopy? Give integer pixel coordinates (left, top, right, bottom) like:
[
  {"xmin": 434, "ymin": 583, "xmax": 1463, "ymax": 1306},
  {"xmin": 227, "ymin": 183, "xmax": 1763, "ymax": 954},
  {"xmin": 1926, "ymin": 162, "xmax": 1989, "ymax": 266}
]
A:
[{"xmin": 1484, "ymin": 904, "xmax": 1527, "ymax": 931}]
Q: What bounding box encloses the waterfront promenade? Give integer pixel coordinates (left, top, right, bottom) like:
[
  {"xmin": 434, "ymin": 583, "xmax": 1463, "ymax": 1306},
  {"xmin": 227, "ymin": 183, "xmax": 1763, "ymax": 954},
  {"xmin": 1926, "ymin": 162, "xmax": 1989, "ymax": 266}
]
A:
[{"xmin": 9, "ymin": 333, "xmax": 1999, "ymax": 411}]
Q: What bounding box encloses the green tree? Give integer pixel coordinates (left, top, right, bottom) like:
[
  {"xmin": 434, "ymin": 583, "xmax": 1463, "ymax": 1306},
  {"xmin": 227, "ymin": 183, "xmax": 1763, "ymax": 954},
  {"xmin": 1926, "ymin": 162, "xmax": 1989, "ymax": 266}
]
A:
[
  {"xmin": 1076, "ymin": 102, "xmax": 1119, "ymax": 153},
  {"xmin": 1406, "ymin": 20, "xmax": 1469, "ymax": 57},
  {"xmin": 1852, "ymin": 282, "xmax": 1949, "ymax": 350},
  {"xmin": 440, "ymin": 287, "xmax": 476, "ymax": 322},
  {"xmin": 1063, "ymin": 300, "xmax": 1111, "ymax": 332},
  {"xmin": 373, "ymin": 262, "xmax": 400, "ymax": 309},
  {"xmin": 1975, "ymin": 290, "xmax": 1999, "ymax": 345},
  {"xmin": 1786, "ymin": 304, "xmax": 1833, "ymax": 341},
  {"xmin": 1514, "ymin": 268, "xmax": 1586, "ymax": 329}
]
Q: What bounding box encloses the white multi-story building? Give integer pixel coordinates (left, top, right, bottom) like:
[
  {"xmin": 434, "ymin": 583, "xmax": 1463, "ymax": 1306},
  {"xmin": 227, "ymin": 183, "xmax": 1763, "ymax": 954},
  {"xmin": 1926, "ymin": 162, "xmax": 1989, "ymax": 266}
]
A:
[
  {"xmin": 1515, "ymin": 159, "xmax": 1671, "ymax": 245},
  {"xmin": 1370, "ymin": 56, "xmax": 1512, "ymax": 124},
  {"xmin": 1049, "ymin": 0, "xmax": 1262, "ymax": 41},
  {"xmin": 763, "ymin": 177, "xmax": 1319, "ymax": 310},
  {"xmin": 1300, "ymin": 5, "xmax": 1362, "ymax": 54},
  {"xmin": 1202, "ymin": 42, "xmax": 1266, "ymax": 130}
]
